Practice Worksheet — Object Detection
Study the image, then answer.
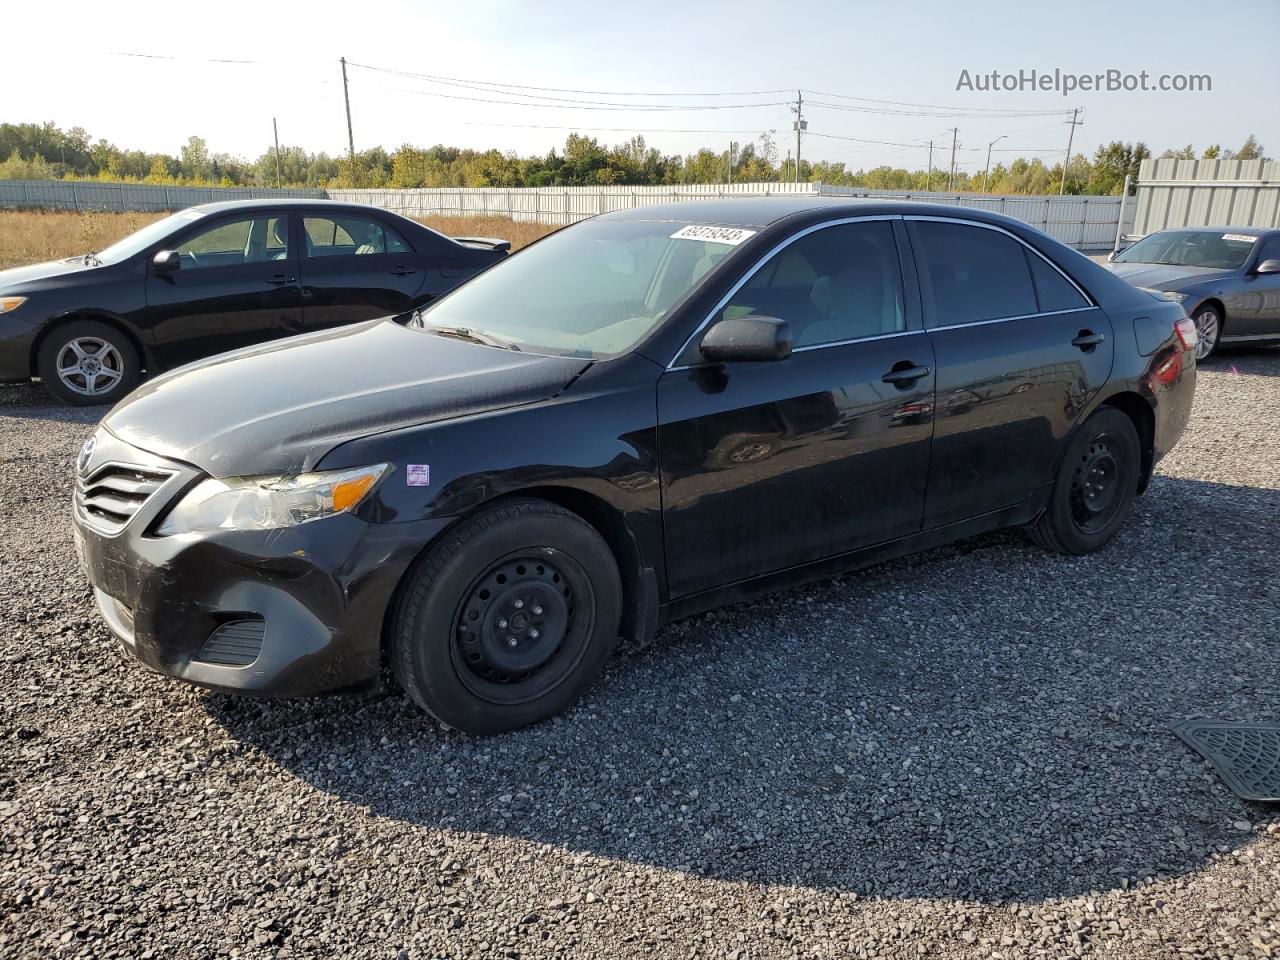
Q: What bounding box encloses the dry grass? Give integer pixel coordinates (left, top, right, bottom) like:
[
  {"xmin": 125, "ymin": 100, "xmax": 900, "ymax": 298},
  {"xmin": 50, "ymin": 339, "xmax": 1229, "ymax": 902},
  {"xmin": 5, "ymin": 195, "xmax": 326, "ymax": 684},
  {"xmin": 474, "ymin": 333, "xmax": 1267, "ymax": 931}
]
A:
[{"xmin": 0, "ymin": 210, "xmax": 558, "ymax": 270}]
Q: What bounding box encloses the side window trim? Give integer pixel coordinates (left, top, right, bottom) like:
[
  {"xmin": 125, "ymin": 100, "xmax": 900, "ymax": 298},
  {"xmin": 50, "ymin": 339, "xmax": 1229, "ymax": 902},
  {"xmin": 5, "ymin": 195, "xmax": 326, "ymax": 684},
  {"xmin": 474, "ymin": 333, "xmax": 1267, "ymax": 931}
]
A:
[
  {"xmin": 666, "ymin": 214, "xmax": 907, "ymax": 370},
  {"xmin": 905, "ymin": 215, "xmax": 1095, "ymax": 331}
]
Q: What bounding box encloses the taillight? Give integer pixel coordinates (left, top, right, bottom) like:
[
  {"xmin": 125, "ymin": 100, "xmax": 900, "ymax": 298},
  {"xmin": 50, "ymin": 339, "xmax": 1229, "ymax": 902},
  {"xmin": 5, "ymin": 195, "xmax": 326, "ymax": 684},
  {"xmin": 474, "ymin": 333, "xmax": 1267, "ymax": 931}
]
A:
[{"xmin": 1173, "ymin": 316, "xmax": 1198, "ymax": 353}]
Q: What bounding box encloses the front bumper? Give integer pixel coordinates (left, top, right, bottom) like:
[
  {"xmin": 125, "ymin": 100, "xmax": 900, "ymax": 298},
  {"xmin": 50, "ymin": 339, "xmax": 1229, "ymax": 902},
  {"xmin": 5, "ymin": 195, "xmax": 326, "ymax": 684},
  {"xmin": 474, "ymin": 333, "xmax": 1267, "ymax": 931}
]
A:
[
  {"xmin": 0, "ymin": 313, "xmax": 38, "ymax": 382},
  {"xmin": 73, "ymin": 431, "xmax": 452, "ymax": 696}
]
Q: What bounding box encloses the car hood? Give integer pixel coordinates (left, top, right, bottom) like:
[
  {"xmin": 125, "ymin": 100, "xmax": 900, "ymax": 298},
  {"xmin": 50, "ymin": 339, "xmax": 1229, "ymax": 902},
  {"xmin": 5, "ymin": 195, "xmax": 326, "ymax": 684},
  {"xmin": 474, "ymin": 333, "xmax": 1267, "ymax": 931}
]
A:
[
  {"xmin": 1104, "ymin": 262, "xmax": 1234, "ymax": 290},
  {"xmin": 0, "ymin": 257, "xmax": 96, "ymax": 290},
  {"xmin": 103, "ymin": 318, "xmax": 590, "ymax": 477}
]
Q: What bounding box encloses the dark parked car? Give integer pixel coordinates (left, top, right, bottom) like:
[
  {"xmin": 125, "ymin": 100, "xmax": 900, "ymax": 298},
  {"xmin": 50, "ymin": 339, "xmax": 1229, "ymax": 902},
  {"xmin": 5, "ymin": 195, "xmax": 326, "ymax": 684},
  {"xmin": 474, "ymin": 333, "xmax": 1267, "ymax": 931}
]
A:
[
  {"xmin": 72, "ymin": 198, "xmax": 1196, "ymax": 733},
  {"xmin": 1105, "ymin": 226, "xmax": 1280, "ymax": 359},
  {"xmin": 0, "ymin": 199, "xmax": 509, "ymax": 404}
]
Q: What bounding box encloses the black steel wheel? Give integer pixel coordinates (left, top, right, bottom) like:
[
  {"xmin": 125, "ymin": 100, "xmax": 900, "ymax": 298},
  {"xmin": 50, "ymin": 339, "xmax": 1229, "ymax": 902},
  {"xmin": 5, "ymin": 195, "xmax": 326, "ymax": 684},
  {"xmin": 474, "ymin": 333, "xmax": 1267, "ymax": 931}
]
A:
[
  {"xmin": 1028, "ymin": 407, "xmax": 1141, "ymax": 555},
  {"xmin": 391, "ymin": 498, "xmax": 621, "ymax": 734}
]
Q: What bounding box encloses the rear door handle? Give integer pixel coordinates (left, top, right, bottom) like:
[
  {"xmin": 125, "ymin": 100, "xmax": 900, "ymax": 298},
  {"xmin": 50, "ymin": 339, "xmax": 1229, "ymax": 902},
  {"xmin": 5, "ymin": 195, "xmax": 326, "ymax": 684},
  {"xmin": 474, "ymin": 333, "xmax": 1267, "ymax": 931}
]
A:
[
  {"xmin": 882, "ymin": 364, "xmax": 931, "ymax": 385},
  {"xmin": 390, "ymin": 266, "xmax": 417, "ymax": 277},
  {"xmin": 1071, "ymin": 331, "xmax": 1105, "ymax": 349},
  {"xmin": 266, "ymin": 274, "xmax": 296, "ymax": 286}
]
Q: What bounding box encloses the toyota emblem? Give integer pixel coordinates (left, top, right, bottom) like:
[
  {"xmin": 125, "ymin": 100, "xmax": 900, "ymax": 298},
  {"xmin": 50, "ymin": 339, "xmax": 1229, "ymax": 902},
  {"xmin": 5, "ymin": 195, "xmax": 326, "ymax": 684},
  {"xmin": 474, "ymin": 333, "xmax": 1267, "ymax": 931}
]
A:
[{"xmin": 77, "ymin": 436, "xmax": 96, "ymax": 475}]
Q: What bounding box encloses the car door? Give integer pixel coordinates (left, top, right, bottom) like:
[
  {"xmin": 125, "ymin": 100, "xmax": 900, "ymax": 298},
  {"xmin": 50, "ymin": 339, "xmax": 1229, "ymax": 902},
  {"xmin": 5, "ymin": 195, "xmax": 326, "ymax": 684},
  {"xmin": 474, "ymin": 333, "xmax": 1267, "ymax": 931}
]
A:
[
  {"xmin": 297, "ymin": 211, "xmax": 426, "ymax": 330},
  {"xmin": 656, "ymin": 218, "xmax": 935, "ymax": 598},
  {"xmin": 907, "ymin": 217, "xmax": 1113, "ymax": 528},
  {"xmin": 1230, "ymin": 233, "xmax": 1280, "ymax": 338},
  {"xmin": 144, "ymin": 212, "xmax": 302, "ymax": 369}
]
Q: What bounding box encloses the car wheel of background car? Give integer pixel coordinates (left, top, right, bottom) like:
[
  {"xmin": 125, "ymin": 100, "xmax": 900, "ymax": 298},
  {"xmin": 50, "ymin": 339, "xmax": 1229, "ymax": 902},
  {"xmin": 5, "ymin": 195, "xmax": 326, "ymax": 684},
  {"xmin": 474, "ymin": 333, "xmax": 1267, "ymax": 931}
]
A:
[
  {"xmin": 1027, "ymin": 407, "xmax": 1141, "ymax": 555},
  {"xmin": 391, "ymin": 497, "xmax": 622, "ymax": 734},
  {"xmin": 36, "ymin": 319, "xmax": 140, "ymax": 406},
  {"xmin": 1192, "ymin": 304, "xmax": 1222, "ymax": 360}
]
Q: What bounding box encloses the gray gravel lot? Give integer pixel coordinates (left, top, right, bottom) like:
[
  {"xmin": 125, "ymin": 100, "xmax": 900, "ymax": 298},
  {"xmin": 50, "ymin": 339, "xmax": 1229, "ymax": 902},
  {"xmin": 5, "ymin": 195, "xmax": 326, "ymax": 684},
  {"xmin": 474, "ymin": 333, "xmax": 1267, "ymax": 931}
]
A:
[{"xmin": 1, "ymin": 350, "xmax": 1278, "ymax": 959}]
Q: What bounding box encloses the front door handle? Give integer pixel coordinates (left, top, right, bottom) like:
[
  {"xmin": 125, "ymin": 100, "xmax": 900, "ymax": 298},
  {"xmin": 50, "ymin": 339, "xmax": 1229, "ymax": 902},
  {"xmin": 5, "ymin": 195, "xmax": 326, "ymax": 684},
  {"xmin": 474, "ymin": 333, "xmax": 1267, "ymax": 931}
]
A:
[
  {"xmin": 882, "ymin": 364, "xmax": 932, "ymax": 386},
  {"xmin": 266, "ymin": 274, "xmax": 296, "ymax": 286},
  {"xmin": 1072, "ymin": 330, "xmax": 1105, "ymax": 350},
  {"xmin": 390, "ymin": 266, "xmax": 418, "ymax": 277}
]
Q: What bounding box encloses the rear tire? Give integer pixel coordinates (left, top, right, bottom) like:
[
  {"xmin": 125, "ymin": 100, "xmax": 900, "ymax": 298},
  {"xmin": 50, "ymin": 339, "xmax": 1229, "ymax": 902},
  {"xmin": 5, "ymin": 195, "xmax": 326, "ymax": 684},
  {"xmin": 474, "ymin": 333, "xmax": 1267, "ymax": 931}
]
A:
[
  {"xmin": 391, "ymin": 498, "xmax": 622, "ymax": 734},
  {"xmin": 37, "ymin": 320, "xmax": 140, "ymax": 406},
  {"xmin": 1028, "ymin": 407, "xmax": 1141, "ymax": 555}
]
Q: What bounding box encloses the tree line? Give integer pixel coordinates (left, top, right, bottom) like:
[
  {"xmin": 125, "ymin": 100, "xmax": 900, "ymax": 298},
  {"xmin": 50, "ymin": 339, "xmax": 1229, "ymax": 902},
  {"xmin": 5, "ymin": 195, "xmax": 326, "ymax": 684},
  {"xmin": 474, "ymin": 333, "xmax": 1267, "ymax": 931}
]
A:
[{"xmin": 0, "ymin": 122, "xmax": 1267, "ymax": 196}]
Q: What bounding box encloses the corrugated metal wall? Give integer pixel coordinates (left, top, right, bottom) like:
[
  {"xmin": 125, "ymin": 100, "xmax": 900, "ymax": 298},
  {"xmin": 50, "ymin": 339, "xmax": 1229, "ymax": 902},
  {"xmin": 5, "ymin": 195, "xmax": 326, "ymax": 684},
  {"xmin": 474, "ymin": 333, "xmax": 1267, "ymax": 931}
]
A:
[
  {"xmin": 0, "ymin": 180, "xmax": 326, "ymax": 212},
  {"xmin": 329, "ymin": 182, "xmax": 1126, "ymax": 250},
  {"xmin": 1131, "ymin": 158, "xmax": 1280, "ymax": 236}
]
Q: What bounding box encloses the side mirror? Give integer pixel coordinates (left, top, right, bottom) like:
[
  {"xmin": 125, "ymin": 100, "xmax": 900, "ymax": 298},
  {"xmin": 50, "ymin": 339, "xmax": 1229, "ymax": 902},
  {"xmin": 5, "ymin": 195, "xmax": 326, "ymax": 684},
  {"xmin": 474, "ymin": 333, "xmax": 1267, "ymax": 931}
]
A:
[
  {"xmin": 1255, "ymin": 258, "xmax": 1280, "ymax": 275},
  {"xmin": 700, "ymin": 316, "xmax": 792, "ymax": 364},
  {"xmin": 152, "ymin": 249, "xmax": 181, "ymax": 274},
  {"xmin": 1107, "ymin": 250, "xmax": 1119, "ymax": 262}
]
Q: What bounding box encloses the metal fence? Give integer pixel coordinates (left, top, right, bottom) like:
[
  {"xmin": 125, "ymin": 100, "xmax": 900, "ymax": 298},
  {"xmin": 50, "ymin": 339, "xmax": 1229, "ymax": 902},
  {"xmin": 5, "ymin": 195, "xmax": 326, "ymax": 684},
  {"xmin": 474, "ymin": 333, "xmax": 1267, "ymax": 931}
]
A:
[
  {"xmin": 329, "ymin": 182, "xmax": 1131, "ymax": 251},
  {"xmin": 0, "ymin": 179, "xmax": 325, "ymax": 212},
  {"xmin": 1130, "ymin": 158, "xmax": 1280, "ymax": 237}
]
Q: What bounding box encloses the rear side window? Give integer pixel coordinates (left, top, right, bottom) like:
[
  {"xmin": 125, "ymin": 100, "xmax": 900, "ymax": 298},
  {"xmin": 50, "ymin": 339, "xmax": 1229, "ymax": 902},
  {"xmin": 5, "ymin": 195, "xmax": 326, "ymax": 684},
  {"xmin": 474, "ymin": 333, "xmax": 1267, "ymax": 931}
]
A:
[
  {"xmin": 913, "ymin": 221, "xmax": 1038, "ymax": 326},
  {"xmin": 1026, "ymin": 250, "xmax": 1089, "ymax": 311},
  {"xmin": 303, "ymin": 215, "xmax": 411, "ymax": 257}
]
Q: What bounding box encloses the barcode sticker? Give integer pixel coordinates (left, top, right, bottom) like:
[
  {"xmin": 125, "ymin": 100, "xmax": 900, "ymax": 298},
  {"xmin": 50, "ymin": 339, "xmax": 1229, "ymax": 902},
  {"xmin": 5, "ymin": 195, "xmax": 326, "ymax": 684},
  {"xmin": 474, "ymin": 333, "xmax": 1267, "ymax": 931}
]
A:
[
  {"xmin": 406, "ymin": 464, "xmax": 430, "ymax": 487},
  {"xmin": 670, "ymin": 225, "xmax": 757, "ymax": 246}
]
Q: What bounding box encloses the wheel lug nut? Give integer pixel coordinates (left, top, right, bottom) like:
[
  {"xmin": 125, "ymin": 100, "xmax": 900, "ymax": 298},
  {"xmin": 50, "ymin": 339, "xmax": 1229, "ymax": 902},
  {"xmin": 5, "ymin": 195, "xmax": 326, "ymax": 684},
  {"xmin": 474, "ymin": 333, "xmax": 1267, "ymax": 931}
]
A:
[
  {"xmin": 529, "ymin": 628, "xmax": 540, "ymax": 640},
  {"xmin": 507, "ymin": 637, "xmax": 518, "ymax": 647},
  {"xmin": 497, "ymin": 619, "xmax": 508, "ymax": 629},
  {"xmin": 513, "ymin": 599, "xmax": 525, "ymax": 609},
  {"xmin": 532, "ymin": 605, "xmax": 543, "ymax": 615}
]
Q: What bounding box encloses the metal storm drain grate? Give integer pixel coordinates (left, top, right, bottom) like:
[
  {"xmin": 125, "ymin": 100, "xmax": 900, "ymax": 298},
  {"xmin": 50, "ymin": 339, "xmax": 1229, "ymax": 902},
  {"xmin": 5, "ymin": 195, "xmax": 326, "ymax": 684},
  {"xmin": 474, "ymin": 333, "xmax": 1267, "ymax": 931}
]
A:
[{"xmin": 1172, "ymin": 720, "xmax": 1280, "ymax": 802}]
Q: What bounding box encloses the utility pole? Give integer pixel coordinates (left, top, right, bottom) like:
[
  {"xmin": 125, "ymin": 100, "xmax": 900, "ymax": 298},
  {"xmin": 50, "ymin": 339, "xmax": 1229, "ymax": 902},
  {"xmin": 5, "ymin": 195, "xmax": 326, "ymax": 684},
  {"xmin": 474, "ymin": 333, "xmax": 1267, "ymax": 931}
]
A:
[
  {"xmin": 791, "ymin": 91, "xmax": 806, "ymax": 184},
  {"xmin": 782, "ymin": 150, "xmax": 790, "ymax": 184},
  {"xmin": 340, "ymin": 57, "xmax": 356, "ymax": 177},
  {"xmin": 926, "ymin": 141, "xmax": 933, "ymax": 191},
  {"xmin": 727, "ymin": 141, "xmax": 734, "ymax": 184},
  {"xmin": 1059, "ymin": 107, "xmax": 1082, "ymax": 195},
  {"xmin": 947, "ymin": 128, "xmax": 959, "ymax": 191},
  {"xmin": 982, "ymin": 135, "xmax": 1006, "ymax": 193},
  {"xmin": 272, "ymin": 117, "xmax": 282, "ymax": 189}
]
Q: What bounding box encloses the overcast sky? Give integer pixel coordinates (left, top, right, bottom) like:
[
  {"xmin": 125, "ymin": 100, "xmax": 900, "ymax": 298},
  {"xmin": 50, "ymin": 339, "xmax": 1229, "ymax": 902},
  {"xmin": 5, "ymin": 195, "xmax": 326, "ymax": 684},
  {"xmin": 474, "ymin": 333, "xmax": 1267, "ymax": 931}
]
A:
[{"xmin": 9, "ymin": 0, "xmax": 1278, "ymax": 171}]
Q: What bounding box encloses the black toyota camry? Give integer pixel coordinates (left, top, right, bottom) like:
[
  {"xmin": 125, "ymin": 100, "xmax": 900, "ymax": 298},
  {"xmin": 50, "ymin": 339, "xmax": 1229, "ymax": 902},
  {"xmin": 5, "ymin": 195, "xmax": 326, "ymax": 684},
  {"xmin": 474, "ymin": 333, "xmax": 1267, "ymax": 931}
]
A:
[
  {"xmin": 0, "ymin": 199, "xmax": 508, "ymax": 404},
  {"xmin": 72, "ymin": 198, "xmax": 1197, "ymax": 733}
]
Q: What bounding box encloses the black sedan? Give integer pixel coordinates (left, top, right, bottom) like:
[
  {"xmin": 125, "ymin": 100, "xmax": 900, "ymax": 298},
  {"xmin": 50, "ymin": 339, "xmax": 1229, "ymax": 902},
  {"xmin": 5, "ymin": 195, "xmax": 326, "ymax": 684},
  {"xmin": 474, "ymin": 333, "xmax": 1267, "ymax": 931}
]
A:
[
  {"xmin": 0, "ymin": 199, "xmax": 508, "ymax": 404},
  {"xmin": 1106, "ymin": 226, "xmax": 1280, "ymax": 359},
  {"xmin": 73, "ymin": 198, "xmax": 1196, "ymax": 733}
]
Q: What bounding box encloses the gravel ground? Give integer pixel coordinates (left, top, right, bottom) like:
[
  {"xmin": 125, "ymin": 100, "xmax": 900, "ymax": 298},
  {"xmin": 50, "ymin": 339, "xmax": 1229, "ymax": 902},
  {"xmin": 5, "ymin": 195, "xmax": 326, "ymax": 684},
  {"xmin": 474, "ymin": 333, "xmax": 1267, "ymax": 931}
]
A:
[{"xmin": 2, "ymin": 350, "xmax": 1279, "ymax": 959}]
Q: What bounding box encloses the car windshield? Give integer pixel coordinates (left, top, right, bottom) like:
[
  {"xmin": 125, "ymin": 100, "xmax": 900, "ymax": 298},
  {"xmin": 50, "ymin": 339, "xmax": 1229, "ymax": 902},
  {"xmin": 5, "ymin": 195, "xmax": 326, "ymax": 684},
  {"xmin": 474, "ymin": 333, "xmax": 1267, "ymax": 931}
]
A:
[
  {"xmin": 1115, "ymin": 230, "xmax": 1255, "ymax": 269},
  {"xmin": 94, "ymin": 208, "xmax": 212, "ymax": 264},
  {"xmin": 412, "ymin": 218, "xmax": 745, "ymax": 358}
]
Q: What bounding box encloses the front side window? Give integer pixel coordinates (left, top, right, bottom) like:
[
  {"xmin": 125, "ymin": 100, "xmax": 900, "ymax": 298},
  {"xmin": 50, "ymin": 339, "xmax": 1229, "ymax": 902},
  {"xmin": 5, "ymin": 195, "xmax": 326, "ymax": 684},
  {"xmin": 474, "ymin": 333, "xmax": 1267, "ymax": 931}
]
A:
[
  {"xmin": 414, "ymin": 218, "xmax": 738, "ymax": 359},
  {"xmin": 303, "ymin": 216, "xmax": 409, "ymax": 257},
  {"xmin": 718, "ymin": 221, "xmax": 905, "ymax": 347},
  {"xmin": 1114, "ymin": 230, "xmax": 1255, "ymax": 269},
  {"xmin": 913, "ymin": 221, "xmax": 1038, "ymax": 325},
  {"xmin": 174, "ymin": 216, "xmax": 289, "ymax": 270},
  {"xmin": 1253, "ymin": 234, "xmax": 1280, "ymax": 265}
]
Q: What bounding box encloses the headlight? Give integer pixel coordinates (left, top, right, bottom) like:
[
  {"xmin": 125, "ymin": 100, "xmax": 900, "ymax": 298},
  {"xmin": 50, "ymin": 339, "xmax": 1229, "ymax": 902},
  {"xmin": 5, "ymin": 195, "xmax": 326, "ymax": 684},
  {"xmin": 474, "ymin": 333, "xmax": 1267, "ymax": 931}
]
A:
[
  {"xmin": 0, "ymin": 296, "xmax": 27, "ymax": 314},
  {"xmin": 156, "ymin": 464, "xmax": 388, "ymax": 536},
  {"xmin": 1139, "ymin": 287, "xmax": 1187, "ymax": 303}
]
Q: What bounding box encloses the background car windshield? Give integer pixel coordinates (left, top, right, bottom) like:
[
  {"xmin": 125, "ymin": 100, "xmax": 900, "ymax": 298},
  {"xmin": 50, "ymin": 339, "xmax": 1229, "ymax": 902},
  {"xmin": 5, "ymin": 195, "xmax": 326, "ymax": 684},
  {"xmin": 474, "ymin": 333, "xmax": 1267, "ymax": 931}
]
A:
[
  {"xmin": 1115, "ymin": 231, "xmax": 1255, "ymax": 269},
  {"xmin": 93, "ymin": 210, "xmax": 214, "ymax": 264},
  {"xmin": 415, "ymin": 219, "xmax": 737, "ymax": 358}
]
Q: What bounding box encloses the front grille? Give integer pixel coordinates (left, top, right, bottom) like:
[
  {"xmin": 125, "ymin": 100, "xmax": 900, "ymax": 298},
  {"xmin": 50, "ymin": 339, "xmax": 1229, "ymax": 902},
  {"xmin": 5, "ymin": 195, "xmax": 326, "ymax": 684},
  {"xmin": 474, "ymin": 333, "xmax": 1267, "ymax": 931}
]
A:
[
  {"xmin": 75, "ymin": 463, "xmax": 177, "ymax": 535},
  {"xmin": 197, "ymin": 620, "xmax": 266, "ymax": 666}
]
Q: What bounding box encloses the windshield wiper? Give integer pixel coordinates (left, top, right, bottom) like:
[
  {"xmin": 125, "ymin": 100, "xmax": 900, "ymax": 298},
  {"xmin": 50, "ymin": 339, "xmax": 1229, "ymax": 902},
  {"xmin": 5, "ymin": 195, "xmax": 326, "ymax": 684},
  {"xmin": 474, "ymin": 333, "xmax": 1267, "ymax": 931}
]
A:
[
  {"xmin": 83, "ymin": 251, "xmax": 102, "ymax": 266},
  {"xmin": 426, "ymin": 325, "xmax": 522, "ymax": 352}
]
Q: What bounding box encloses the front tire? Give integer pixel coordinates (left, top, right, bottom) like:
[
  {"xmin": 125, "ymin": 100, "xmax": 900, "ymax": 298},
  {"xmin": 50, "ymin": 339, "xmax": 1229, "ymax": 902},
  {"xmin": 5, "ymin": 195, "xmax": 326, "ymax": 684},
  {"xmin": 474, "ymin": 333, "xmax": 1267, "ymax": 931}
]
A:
[
  {"xmin": 391, "ymin": 498, "xmax": 622, "ymax": 734},
  {"xmin": 1028, "ymin": 407, "xmax": 1141, "ymax": 555},
  {"xmin": 1192, "ymin": 304, "xmax": 1222, "ymax": 360},
  {"xmin": 37, "ymin": 320, "xmax": 140, "ymax": 406}
]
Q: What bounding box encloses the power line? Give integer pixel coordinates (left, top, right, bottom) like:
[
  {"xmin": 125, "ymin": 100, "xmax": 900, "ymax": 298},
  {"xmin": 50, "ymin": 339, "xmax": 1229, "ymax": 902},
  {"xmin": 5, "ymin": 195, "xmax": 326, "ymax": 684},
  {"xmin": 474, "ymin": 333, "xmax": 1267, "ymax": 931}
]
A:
[
  {"xmin": 465, "ymin": 122, "xmax": 772, "ymax": 134},
  {"xmin": 807, "ymin": 100, "xmax": 1075, "ymax": 119},
  {"xmin": 803, "ymin": 88, "xmax": 1078, "ymax": 116}
]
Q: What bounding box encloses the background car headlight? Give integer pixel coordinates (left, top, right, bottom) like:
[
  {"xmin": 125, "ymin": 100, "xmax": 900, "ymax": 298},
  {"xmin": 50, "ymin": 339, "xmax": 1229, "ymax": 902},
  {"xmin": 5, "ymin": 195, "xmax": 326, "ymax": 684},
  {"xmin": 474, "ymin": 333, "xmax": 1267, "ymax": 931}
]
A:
[
  {"xmin": 1139, "ymin": 287, "xmax": 1188, "ymax": 303},
  {"xmin": 0, "ymin": 296, "xmax": 27, "ymax": 314},
  {"xmin": 156, "ymin": 464, "xmax": 388, "ymax": 536}
]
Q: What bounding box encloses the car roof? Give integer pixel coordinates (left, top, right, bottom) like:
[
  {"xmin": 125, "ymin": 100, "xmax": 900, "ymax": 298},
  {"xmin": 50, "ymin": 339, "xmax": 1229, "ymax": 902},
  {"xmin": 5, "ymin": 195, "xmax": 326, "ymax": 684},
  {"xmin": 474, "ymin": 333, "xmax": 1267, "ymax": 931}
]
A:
[
  {"xmin": 599, "ymin": 196, "xmax": 1031, "ymax": 231},
  {"xmin": 186, "ymin": 198, "xmax": 405, "ymax": 216},
  {"xmin": 1148, "ymin": 225, "xmax": 1276, "ymax": 237}
]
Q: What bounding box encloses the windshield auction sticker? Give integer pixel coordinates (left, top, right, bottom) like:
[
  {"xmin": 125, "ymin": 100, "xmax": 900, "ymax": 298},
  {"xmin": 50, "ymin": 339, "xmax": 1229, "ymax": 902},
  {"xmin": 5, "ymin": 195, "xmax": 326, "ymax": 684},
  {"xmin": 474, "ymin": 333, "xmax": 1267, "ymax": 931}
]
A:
[
  {"xmin": 670, "ymin": 225, "xmax": 758, "ymax": 246},
  {"xmin": 1222, "ymin": 234, "xmax": 1257, "ymax": 243}
]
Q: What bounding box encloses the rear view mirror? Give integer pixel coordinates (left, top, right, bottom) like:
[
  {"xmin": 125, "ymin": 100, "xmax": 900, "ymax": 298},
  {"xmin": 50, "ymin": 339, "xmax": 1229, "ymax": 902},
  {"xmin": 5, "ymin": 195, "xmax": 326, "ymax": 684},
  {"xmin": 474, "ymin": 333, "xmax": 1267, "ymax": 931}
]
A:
[
  {"xmin": 1255, "ymin": 258, "xmax": 1280, "ymax": 275},
  {"xmin": 152, "ymin": 249, "xmax": 181, "ymax": 274},
  {"xmin": 700, "ymin": 316, "xmax": 792, "ymax": 363}
]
